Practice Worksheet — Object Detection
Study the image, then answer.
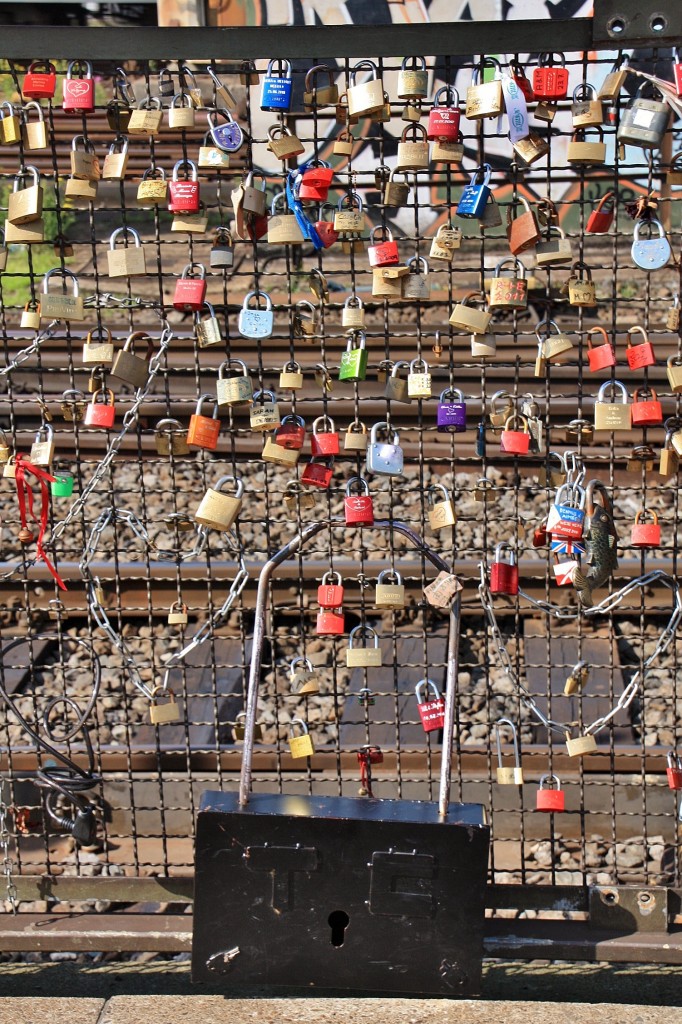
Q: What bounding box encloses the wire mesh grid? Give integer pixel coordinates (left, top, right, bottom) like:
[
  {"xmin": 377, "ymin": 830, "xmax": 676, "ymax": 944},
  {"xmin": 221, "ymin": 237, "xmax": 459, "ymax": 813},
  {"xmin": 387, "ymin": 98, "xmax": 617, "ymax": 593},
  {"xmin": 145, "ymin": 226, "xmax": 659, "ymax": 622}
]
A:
[{"xmin": 0, "ymin": 42, "xmax": 680, "ymax": 912}]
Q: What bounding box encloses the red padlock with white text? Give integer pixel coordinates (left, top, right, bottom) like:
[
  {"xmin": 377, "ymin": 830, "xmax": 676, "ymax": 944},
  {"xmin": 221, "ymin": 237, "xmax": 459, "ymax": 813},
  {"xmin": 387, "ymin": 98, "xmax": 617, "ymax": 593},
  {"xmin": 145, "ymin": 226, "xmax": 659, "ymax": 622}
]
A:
[
  {"xmin": 536, "ymin": 773, "xmax": 565, "ymax": 811},
  {"xmin": 318, "ymin": 570, "xmax": 344, "ymax": 608},
  {"xmin": 490, "ymin": 542, "xmax": 518, "ymax": 595},
  {"xmin": 310, "ymin": 416, "xmax": 340, "ymax": 456},
  {"xmin": 427, "ymin": 86, "xmax": 461, "ymax": 140},
  {"xmin": 168, "ymin": 159, "xmax": 200, "ymax": 213},
  {"xmin": 301, "ymin": 458, "xmax": 334, "ymax": 489},
  {"xmin": 367, "ymin": 225, "xmax": 399, "ymax": 267},
  {"xmin": 173, "ymin": 263, "xmax": 207, "ymax": 312},
  {"xmin": 587, "ymin": 326, "xmax": 616, "ymax": 372},
  {"xmin": 532, "ymin": 53, "xmax": 569, "ymax": 101},
  {"xmin": 23, "ymin": 61, "xmax": 57, "ymax": 99},
  {"xmin": 84, "ymin": 388, "xmax": 116, "ymax": 429},
  {"xmin": 344, "ymin": 476, "xmax": 374, "ymax": 526},
  {"xmin": 631, "ymin": 386, "xmax": 663, "ymax": 427},
  {"xmin": 415, "ymin": 679, "xmax": 445, "ymax": 733},
  {"xmin": 631, "ymin": 508, "xmax": 661, "ymax": 548},
  {"xmin": 62, "ymin": 60, "xmax": 95, "ymax": 113}
]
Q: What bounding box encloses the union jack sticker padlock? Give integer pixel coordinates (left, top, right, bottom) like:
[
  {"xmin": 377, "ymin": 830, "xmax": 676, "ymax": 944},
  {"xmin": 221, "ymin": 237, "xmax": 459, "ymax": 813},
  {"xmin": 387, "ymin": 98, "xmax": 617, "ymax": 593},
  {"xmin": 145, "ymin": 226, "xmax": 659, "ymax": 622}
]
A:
[
  {"xmin": 415, "ymin": 679, "xmax": 445, "ymax": 733},
  {"xmin": 546, "ymin": 483, "xmax": 586, "ymax": 540}
]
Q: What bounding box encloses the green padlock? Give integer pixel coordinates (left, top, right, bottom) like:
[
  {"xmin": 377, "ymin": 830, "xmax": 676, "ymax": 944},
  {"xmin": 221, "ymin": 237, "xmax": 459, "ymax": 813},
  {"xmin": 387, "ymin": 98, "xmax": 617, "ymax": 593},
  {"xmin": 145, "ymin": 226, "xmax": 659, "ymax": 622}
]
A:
[
  {"xmin": 338, "ymin": 329, "xmax": 368, "ymax": 383},
  {"xmin": 51, "ymin": 473, "xmax": 74, "ymax": 497}
]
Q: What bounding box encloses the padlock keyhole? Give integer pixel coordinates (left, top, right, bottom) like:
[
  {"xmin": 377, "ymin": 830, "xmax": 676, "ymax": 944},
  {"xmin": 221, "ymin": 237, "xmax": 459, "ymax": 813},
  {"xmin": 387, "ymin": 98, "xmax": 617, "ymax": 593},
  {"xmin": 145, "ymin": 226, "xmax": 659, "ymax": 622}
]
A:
[{"xmin": 328, "ymin": 909, "xmax": 349, "ymax": 947}]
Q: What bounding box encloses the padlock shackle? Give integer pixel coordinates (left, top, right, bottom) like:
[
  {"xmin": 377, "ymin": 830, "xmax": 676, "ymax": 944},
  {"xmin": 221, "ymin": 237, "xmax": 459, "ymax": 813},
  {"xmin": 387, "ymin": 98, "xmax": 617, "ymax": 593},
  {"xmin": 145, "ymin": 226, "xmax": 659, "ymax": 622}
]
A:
[
  {"xmin": 538, "ymin": 772, "xmax": 561, "ymax": 790},
  {"xmin": 495, "ymin": 717, "xmax": 521, "ymax": 769},
  {"xmin": 377, "ymin": 567, "xmax": 402, "ymax": 585},
  {"xmin": 597, "ymin": 379, "xmax": 628, "ymax": 403},
  {"xmin": 415, "ymin": 678, "xmax": 441, "ymax": 704},
  {"xmin": 290, "ymin": 655, "xmax": 314, "ymax": 675},
  {"xmin": 433, "ymin": 85, "xmax": 459, "ymax": 107},
  {"xmin": 239, "ymin": 519, "xmax": 459, "ymax": 816},
  {"xmin": 345, "ymin": 475, "xmax": 370, "ymax": 497}
]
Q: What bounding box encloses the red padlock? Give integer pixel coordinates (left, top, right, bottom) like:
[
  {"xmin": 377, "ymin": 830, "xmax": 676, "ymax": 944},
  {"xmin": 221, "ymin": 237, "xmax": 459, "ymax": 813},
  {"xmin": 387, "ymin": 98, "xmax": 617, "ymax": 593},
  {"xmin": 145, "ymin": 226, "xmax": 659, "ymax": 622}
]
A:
[
  {"xmin": 298, "ymin": 162, "xmax": 334, "ymax": 201},
  {"xmin": 313, "ymin": 205, "xmax": 338, "ymax": 249},
  {"xmin": 301, "ymin": 458, "xmax": 334, "ymax": 489},
  {"xmin": 415, "ymin": 679, "xmax": 445, "ymax": 733},
  {"xmin": 536, "ymin": 774, "xmax": 565, "ymax": 812},
  {"xmin": 169, "ymin": 159, "xmax": 200, "ymax": 213},
  {"xmin": 626, "ymin": 326, "xmax": 656, "ymax": 370},
  {"xmin": 318, "ymin": 570, "xmax": 344, "ymax": 608},
  {"xmin": 631, "ymin": 386, "xmax": 663, "ymax": 427},
  {"xmin": 500, "ymin": 414, "xmax": 530, "ymax": 455},
  {"xmin": 587, "ymin": 326, "xmax": 616, "ymax": 372},
  {"xmin": 490, "ymin": 543, "xmax": 518, "ymax": 595},
  {"xmin": 344, "ymin": 476, "xmax": 374, "ymax": 526},
  {"xmin": 23, "ymin": 60, "xmax": 57, "ymax": 99},
  {"xmin": 275, "ymin": 414, "xmax": 306, "ymax": 450},
  {"xmin": 84, "ymin": 388, "xmax": 116, "ymax": 429},
  {"xmin": 367, "ymin": 225, "xmax": 399, "ymax": 268},
  {"xmin": 310, "ymin": 416, "xmax": 340, "ymax": 456},
  {"xmin": 586, "ymin": 191, "xmax": 615, "ymax": 234},
  {"xmin": 427, "ymin": 86, "xmax": 461, "ymax": 140},
  {"xmin": 631, "ymin": 508, "xmax": 661, "ymax": 548},
  {"xmin": 532, "ymin": 53, "xmax": 569, "ymax": 101},
  {"xmin": 62, "ymin": 59, "xmax": 95, "ymax": 113},
  {"xmin": 316, "ymin": 608, "xmax": 345, "ymax": 636},
  {"xmin": 174, "ymin": 263, "xmax": 207, "ymax": 312},
  {"xmin": 667, "ymin": 751, "xmax": 682, "ymax": 789},
  {"xmin": 674, "ymin": 48, "xmax": 682, "ymax": 97},
  {"xmin": 187, "ymin": 395, "xmax": 221, "ymax": 451},
  {"xmin": 510, "ymin": 60, "xmax": 534, "ymax": 102}
]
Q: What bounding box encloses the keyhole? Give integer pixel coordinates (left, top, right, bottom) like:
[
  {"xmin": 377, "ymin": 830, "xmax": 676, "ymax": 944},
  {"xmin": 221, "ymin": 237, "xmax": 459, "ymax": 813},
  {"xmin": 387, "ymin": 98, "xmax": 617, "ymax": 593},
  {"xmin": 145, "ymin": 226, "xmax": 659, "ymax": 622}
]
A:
[{"xmin": 328, "ymin": 909, "xmax": 349, "ymax": 947}]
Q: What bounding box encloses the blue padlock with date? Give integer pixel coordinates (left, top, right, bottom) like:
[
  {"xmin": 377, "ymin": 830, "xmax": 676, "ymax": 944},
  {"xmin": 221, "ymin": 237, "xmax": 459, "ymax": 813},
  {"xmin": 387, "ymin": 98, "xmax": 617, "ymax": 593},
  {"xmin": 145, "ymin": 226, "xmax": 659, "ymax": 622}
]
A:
[
  {"xmin": 261, "ymin": 58, "xmax": 293, "ymax": 112},
  {"xmin": 456, "ymin": 163, "xmax": 492, "ymax": 219}
]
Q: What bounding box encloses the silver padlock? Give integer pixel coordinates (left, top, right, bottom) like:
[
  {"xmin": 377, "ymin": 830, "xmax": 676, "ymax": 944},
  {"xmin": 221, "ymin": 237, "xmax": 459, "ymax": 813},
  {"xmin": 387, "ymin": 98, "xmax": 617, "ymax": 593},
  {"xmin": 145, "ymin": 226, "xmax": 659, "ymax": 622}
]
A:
[
  {"xmin": 366, "ymin": 421, "xmax": 404, "ymax": 476},
  {"xmin": 238, "ymin": 290, "xmax": 274, "ymax": 339},
  {"xmin": 631, "ymin": 218, "xmax": 671, "ymax": 271}
]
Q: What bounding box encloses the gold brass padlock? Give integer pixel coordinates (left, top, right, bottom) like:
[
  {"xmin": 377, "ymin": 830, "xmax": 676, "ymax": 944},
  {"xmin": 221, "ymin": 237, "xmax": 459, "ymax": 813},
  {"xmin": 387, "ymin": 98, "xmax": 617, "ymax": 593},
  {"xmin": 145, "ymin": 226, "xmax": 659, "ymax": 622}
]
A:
[
  {"xmin": 346, "ymin": 625, "xmax": 382, "ymax": 667},
  {"xmin": 155, "ymin": 418, "xmax": 190, "ymax": 456},
  {"xmin": 194, "ymin": 475, "xmax": 244, "ymax": 531},
  {"xmin": 168, "ymin": 601, "xmax": 189, "ymax": 625},
  {"xmin": 283, "ymin": 481, "xmax": 316, "ymax": 511},
  {"xmin": 149, "ymin": 687, "xmax": 181, "ymax": 725},
  {"xmin": 262, "ymin": 436, "xmax": 300, "ymax": 467},
  {"xmin": 288, "ymin": 719, "xmax": 315, "ymax": 759},
  {"xmin": 232, "ymin": 712, "xmax": 263, "ymax": 743},
  {"xmin": 375, "ymin": 569, "xmax": 406, "ymax": 609},
  {"xmin": 495, "ymin": 719, "xmax": 523, "ymax": 785},
  {"xmin": 427, "ymin": 483, "xmax": 456, "ymax": 530},
  {"xmin": 565, "ymin": 732, "xmax": 598, "ymax": 757}
]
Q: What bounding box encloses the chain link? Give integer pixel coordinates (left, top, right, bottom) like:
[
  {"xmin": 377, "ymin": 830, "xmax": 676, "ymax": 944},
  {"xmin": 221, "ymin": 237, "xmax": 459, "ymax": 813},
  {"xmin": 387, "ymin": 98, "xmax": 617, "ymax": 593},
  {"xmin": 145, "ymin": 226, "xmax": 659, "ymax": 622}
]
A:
[
  {"xmin": 0, "ymin": 320, "xmax": 60, "ymax": 378},
  {"xmin": 0, "ymin": 783, "xmax": 18, "ymax": 914},
  {"xmin": 479, "ymin": 563, "xmax": 682, "ymax": 738}
]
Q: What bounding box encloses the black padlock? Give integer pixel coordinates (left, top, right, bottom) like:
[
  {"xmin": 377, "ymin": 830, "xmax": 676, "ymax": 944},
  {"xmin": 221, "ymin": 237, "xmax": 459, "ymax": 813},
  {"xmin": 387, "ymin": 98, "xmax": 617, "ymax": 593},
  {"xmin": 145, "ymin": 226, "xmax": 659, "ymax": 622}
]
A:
[{"xmin": 210, "ymin": 227, "xmax": 235, "ymax": 270}]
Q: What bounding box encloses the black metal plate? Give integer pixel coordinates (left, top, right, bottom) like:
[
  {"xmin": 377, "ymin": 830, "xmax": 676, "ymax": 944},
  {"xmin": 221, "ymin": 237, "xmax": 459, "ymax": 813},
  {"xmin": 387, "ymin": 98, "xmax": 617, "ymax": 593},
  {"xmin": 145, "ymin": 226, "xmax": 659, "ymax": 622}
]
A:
[{"xmin": 192, "ymin": 792, "xmax": 489, "ymax": 996}]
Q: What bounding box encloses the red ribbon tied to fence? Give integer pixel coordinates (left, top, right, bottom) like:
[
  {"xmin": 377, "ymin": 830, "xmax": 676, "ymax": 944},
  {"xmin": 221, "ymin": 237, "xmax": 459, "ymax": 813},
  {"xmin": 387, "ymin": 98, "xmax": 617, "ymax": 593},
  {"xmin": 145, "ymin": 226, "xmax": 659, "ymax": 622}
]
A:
[{"xmin": 14, "ymin": 453, "xmax": 67, "ymax": 591}]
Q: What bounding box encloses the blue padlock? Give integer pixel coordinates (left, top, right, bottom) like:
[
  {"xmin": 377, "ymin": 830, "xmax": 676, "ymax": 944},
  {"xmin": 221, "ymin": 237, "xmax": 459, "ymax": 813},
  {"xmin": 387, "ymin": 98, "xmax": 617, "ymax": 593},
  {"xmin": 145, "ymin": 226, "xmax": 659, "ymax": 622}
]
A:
[
  {"xmin": 456, "ymin": 163, "xmax": 492, "ymax": 220},
  {"xmin": 261, "ymin": 58, "xmax": 293, "ymax": 112},
  {"xmin": 207, "ymin": 108, "xmax": 244, "ymax": 153}
]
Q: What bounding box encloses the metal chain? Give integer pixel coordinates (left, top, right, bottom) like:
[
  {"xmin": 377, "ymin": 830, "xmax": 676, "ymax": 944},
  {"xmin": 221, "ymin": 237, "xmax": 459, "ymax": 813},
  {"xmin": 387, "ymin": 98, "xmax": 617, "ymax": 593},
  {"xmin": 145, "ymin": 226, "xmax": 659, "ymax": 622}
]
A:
[
  {"xmin": 478, "ymin": 563, "xmax": 682, "ymax": 738},
  {"xmin": 0, "ymin": 783, "xmax": 18, "ymax": 914},
  {"xmin": 0, "ymin": 320, "xmax": 60, "ymax": 378}
]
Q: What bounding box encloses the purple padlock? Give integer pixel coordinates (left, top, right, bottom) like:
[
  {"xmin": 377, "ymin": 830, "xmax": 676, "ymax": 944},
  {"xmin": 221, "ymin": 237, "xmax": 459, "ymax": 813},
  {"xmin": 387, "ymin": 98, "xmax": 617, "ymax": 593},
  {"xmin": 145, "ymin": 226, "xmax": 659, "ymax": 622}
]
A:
[
  {"xmin": 437, "ymin": 387, "xmax": 466, "ymax": 433},
  {"xmin": 207, "ymin": 109, "xmax": 245, "ymax": 153}
]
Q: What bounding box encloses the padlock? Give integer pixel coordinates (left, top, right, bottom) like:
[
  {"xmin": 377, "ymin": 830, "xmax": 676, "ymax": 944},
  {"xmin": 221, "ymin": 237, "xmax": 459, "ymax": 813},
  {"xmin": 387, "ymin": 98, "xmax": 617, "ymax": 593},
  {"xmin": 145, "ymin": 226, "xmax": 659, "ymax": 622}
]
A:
[
  {"xmin": 340, "ymin": 422, "xmax": 367, "ymax": 456},
  {"xmin": 532, "ymin": 52, "xmax": 569, "ymax": 101},
  {"xmin": 232, "ymin": 711, "xmax": 263, "ymax": 744},
  {"xmin": 373, "ymin": 265, "xmax": 407, "ymax": 300},
  {"xmin": 598, "ymin": 56, "xmax": 629, "ymax": 102},
  {"xmin": 168, "ymin": 160, "xmax": 200, "ymax": 213},
  {"xmin": 60, "ymin": 389, "xmax": 86, "ymax": 423},
  {"xmin": 366, "ymin": 422, "xmax": 403, "ymax": 476},
  {"xmin": 594, "ymin": 380, "xmax": 631, "ymax": 431},
  {"xmin": 194, "ymin": 475, "xmax": 244, "ymax": 531},
  {"xmin": 346, "ymin": 625, "xmax": 382, "ymax": 668},
  {"xmin": 402, "ymin": 257, "xmax": 430, "ymax": 301},
  {"xmin": 480, "ymin": 193, "xmax": 503, "ymax": 230},
  {"xmin": 617, "ymin": 81, "xmax": 670, "ymax": 149},
  {"xmin": 631, "ymin": 508, "xmax": 661, "ymax": 548},
  {"xmin": 287, "ymin": 656, "xmax": 318, "ymax": 697},
  {"xmin": 625, "ymin": 444, "xmax": 657, "ymax": 472},
  {"xmin": 62, "ymin": 60, "xmax": 94, "ymax": 113},
  {"xmin": 239, "ymin": 173, "xmax": 267, "ymax": 219},
  {"xmin": 303, "ymin": 63, "xmax": 339, "ymax": 109},
  {"xmin": 334, "ymin": 191, "xmax": 365, "ymax": 235},
  {"xmin": 274, "ymin": 415, "xmax": 306, "ymax": 452},
  {"xmin": 102, "ymin": 135, "xmax": 129, "ymax": 180},
  {"xmin": 301, "ymin": 458, "xmax": 334, "ymax": 489},
  {"xmin": 173, "ymin": 263, "xmax": 207, "ymax": 312},
  {"xmin": 267, "ymin": 192, "xmax": 305, "ymax": 245},
  {"xmin": 631, "ymin": 386, "xmax": 663, "ymax": 427},
  {"xmin": 206, "ymin": 64, "xmax": 236, "ymax": 107},
  {"xmin": 631, "ymin": 218, "xmax": 671, "ymax": 271},
  {"xmin": 8, "ymin": 167, "xmax": 43, "ymax": 225},
  {"xmin": 195, "ymin": 302, "xmax": 223, "ymax": 348},
  {"xmin": 23, "ymin": 59, "xmax": 57, "ymax": 99},
  {"xmin": 279, "ymin": 361, "xmax": 304, "ymax": 391},
  {"xmin": 41, "ymin": 268, "xmax": 84, "ymax": 321},
  {"xmin": 168, "ymin": 91, "xmax": 196, "ymax": 129},
  {"xmin": 546, "ymin": 483, "xmax": 586, "ymax": 540},
  {"xmin": 318, "ymin": 570, "xmax": 344, "ymax": 609},
  {"xmin": 396, "ymin": 122, "xmax": 429, "ymax": 171},
  {"xmin": 137, "ymin": 166, "xmax": 168, "ymax": 205},
  {"xmin": 249, "ymin": 390, "xmax": 281, "ymax": 433},
  {"xmin": 168, "ymin": 601, "xmax": 189, "ymax": 626},
  {"xmin": 509, "ymin": 59, "xmax": 534, "ymax": 102},
  {"xmin": 84, "ymin": 388, "xmax": 116, "ymax": 429},
  {"xmin": 367, "ymin": 226, "xmax": 399, "ymax": 268},
  {"xmin": 172, "ymin": 206, "xmax": 209, "ymax": 236},
  {"xmin": 571, "ymin": 82, "xmax": 603, "ymax": 127},
  {"xmin": 666, "ymin": 294, "xmax": 681, "ymax": 330},
  {"xmin": 407, "ymin": 358, "xmax": 432, "ymax": 399},
  {"xmin": 495, "ymin": 718, "xmax": 524, "ymax": 784},
  {"xmin": 128, "ymin": 97, "xmax": 164, "ymax": 136},
  {"xmin": 626, "ymin": 326, "xmax": 656, "ymax": 370},
  {"xmin": 512, "ymin": 131, "xmax": 550, "ymax": 166},
  {"xmin": 465, "ymin": 58, "xmax": 503, "ymax": 119},
  {"xmin": 0, "ymin": 101, "xmax": 18, "ymax": 145},
  {"xmin": 567, "ymin": 126, "xmax": 606, "ymax": 165},
  {"xmin": 3, "ymin": 456, "xmax": 17, "ymax": 479},
  {"xmin": 395, "ymin": 54, "xmax": 428, "ymax": 100},
  {"xmin": 413, "ymin": 679, "xmax": 445, "ymax": 734},
  {"xmin": 427, "ymin": 85, "xmax": 460, "ymax": 139},
  {"xmin": 436, "ymin": 388, "xmax": 466, "ymax": 433},
  {"xmin": 450, "ymin": 292, "xmax": 491, "ymax": 334},
  {"xmin": 507, "ymin": 196, "xmax": 540, "ymax": 255},
  {"xmin": 500, "ymin": 414, "xmax": 531, "ymax": 456},
  {"xmin": 69, "ymin": 135, "xmax": 100, "ymax": 181},
  {"xmin": 333, "ymin": 128, "xmax": 355, "ymax": 156},
  {"xmin": 288, "ymin": 718, "xmax": 314, "ymax": 759},
  {"xmin": 198, "ymin": 129, "xmax": 231, "ymax": 170},
  {"xmin": 587, "ymin": 327, "xmax": 616, "ymax": 372},
  {"xmin": 344, "ymin": 476, "xmax": 374, "ymax": 526},
  {"xmin": 64, "ymin": 172, "xmax": 97, "ymax": 206},
  {"xmin": 266, "ymin": 123, "xmax": 305, "ymax": 160},
  {"xmin": 536, "ymin": 774, "xmax": 565, "ymax": 812},
  {"xmin": 430, "ymin": 223, "xmax": 462, "ymax": 261},
  {"xmin": 310, "ymin": 417, "xmax": 339, "ymax": 457},
  {"xmin": 342, "ymin": 294, "xmax": 365, "ymax": 330},
  {"xmin": 111, "ymin": 332, "xmax": 153, "ymax": 389},
  {"xmin": 659, "ymin": 431, "xmax": 679, "ymax": 477},
  {"xmin": 207, "ymin": 108, "xmax": 244, "ymax": 152},
  {"xmin": 149, "ymin": 688, "xmax": 181, "ymax": 725},
  {"xmin": 106, "ymin": 227, "xmax": 146, "ymax": 279},
  {"xmin": 29, "ymin": 423, "xmax": 55, "ymax": 466},
  {"xmin": 375, "ymin": 569, "xmax": 405, "ymax": 609},
  {"xmin": 22, "ymin": 102, "xmax": 48, "ymax": 150},
  {"xmin": 187, "ymin": 395, "xmax": 221, "ymax": 451},
  {"xmin": 567, "ymin": 261, "xmax": 597, "ymax": 307},
  {"xmin": 315, "ymin": 605, "xmax": 345, "ymax": 636},
  {"xmin": 383, "ymin": 169, "xmax": 411, "ymax": 207},
  {"xmin": 237, "ymin": 290, "xmax": 274, "ymax": 340},
  {"xmin": 21, "ymin": 300, "xmax": 41, "ymax": 331},
  {"xmin": 260, "ymin": 58, "xmax": 292, "ymax": 111},
  {"xmin": 155, "ymin": 419, "xmax": 190, "ymax": 456},
  {"xmin": 489, "ymin": 257, "xmax": 528, "ymax": 310},
  {"xmin": 489, "ymin": 390, "xmax": 514, "ymax": 431},
  {"xmin": 299, "ymin": 163, "xmax": 334, "ymax": 202},
  {"xmin": 456, "ymin": 163, "xmax": 492, "ymax": 220},
  {"xmin": 347, "ymin": 59, "xmax": 384, "ymax": 117},
  {"xmin": 667, "ymin": 355, "xmax": 682, "ymax": 393},
  {"xmin": 51, "ymin": 468, "xmax": 74, "ymax": 498},
  {"xmin": 262, "ymin": 437, "xmax": 299, "ymax": 468},
  {"xmin": 216, "ymin": 359, "xmax": 253, "ymax": 407},
  {"xmin": 537, "ymin": 319, "xmax": 573, "ymax": 364},
  {"xmin": 427, "ymin": 483, "xmax": 456, "ymax": 530},
  {"xmin": 666, "ymin": 751, "xmax": 682, "ymax": 790},
  {"xmin": 534, "ymin": 224, "xmax": 573, "ymax": 266},
  {"xmin": 292, "ymin": 300, "xmax": 319, "ymax": 339},
  {"xmin": 339, "ymin": 331, "xmax": 368, "ymax": 383},
  {"xmin": 565, "ymin": 733, "xmax": 598, "ymax": 757}
]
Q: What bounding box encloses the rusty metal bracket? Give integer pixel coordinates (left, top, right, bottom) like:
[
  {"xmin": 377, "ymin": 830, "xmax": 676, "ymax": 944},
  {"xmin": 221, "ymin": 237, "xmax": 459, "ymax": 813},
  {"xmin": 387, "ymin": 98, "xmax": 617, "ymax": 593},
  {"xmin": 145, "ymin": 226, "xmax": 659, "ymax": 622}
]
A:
[
  {"xmin": 592, "ymin": 0, "xmax": 682, "ymax": 44},
  {"xmin": 589, "ymin": 885, "xmax": 670, "ymax": 933}
]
